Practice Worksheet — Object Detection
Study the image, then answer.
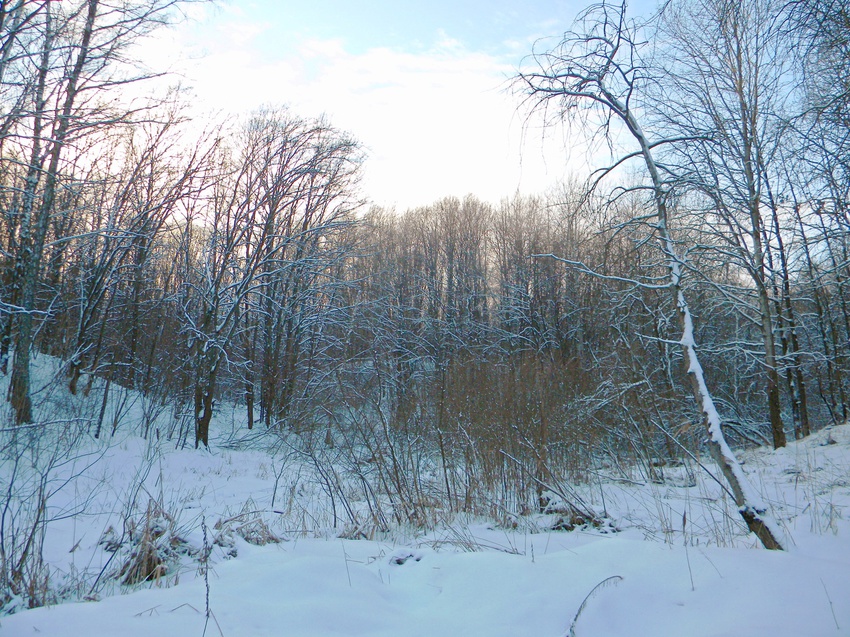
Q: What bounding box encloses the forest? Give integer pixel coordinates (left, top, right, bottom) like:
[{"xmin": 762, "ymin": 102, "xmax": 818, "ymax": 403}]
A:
[{"xmin": 1, "ymin": 0, "xmax": 849, "ymax": 630}]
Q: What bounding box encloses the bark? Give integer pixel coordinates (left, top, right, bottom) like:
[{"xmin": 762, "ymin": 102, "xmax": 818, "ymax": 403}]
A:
[
  {"xmin": 8, "ymin": 5, "xmax": 53, "ymax": 424},
  {"xmin": 194, "ymin": 381, "xmax": 214, "ymax": 449}
]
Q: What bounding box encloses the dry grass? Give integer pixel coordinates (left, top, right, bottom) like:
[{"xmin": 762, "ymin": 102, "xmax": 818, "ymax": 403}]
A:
[{"xmin": 117, "ymin": 499, "xmax": 177, "ymax": 586}]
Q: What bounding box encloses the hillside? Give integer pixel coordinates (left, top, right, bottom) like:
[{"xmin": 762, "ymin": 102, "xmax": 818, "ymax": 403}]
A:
[{"xmin": 1, "ymin": 356, "xmax": 848, "ymax": 636}]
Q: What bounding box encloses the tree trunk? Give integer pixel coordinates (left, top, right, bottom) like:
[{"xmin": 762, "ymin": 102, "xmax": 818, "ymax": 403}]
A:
[
  {"xmin": 194, "ymin": 381, "xmax": 214, "ymax": 449},
  {"xmin": 615, "ymin": 89, "xmax": 785, "ymax": 549},
  {"xmin": 11, "ymin": 0, "xmax": 99, "ymax": 424}
]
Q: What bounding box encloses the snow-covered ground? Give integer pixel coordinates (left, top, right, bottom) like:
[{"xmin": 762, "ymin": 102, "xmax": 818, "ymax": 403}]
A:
[{"xmin": 1, "ymin": 356, "xmax": 849, "ymax": 636}]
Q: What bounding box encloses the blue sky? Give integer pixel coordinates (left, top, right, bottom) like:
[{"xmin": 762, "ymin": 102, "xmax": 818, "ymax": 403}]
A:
[
  {"xmin": 146, "ymin": 1, "xmax": 656, "ymax": 209},
  {"xmin": 205, "ymin": 0, "xmax": 583, "ymax": 57}
]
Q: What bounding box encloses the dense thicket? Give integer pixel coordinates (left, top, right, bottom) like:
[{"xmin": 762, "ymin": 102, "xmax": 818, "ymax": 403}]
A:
[{"xmin": 0, "ymin": 0, "xmax": 848, "ymax": 511}]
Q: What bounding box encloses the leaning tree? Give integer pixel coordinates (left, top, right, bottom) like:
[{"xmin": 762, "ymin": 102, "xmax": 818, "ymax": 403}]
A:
[{"xmin": 515, "ymin": 0, "xmax": 784, "ymax": 549}]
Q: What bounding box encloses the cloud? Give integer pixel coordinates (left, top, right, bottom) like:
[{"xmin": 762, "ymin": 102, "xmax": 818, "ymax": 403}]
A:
[{"xmin": 135, "ymin": 14, "xmax": 582, "ymax": 209}]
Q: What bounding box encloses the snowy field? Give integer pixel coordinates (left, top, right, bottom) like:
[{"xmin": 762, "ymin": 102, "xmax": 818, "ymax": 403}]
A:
[{"xmin": 1, "ymin": 357, "xmax": 849, "ymax": 636}]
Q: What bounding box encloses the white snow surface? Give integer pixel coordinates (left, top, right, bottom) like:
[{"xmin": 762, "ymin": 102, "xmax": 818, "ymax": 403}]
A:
[
  {"xmin": 6, "ymin": 529, "xmax": 849, "ymax": 637},
  {"xmin": 1, "ymin": 357, "xmax": 849, "ymax": 636}
]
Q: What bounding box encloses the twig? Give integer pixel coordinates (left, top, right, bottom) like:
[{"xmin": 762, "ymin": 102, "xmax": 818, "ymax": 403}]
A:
[
  {"xmin": 500, "ymin": 449, "xmax": 596, "ymax": 521},
  {"xmin": 647, "ymin": 420, "xmax": 736, "ymax": 501},
  {"xmin": 208, "ymin": 609, "xmax": 226, "ymax": 637},
  {"xmin": 567, "ymin": 575, "xmax": 623, "ymax": 637},
  {"xmin": 683, "ymin": 510, "xmax": 694, "ymax": 591},
  {"xmin": 202, "ymin": 514, "xmax": 214, "ymax": 637},
  {"xmin": 341, "ymin": 541, "xmax": 352, "ymax": 587},
  {"xmin": 821, "ymin": 578, "xmax": 840, "ymax": 630}
]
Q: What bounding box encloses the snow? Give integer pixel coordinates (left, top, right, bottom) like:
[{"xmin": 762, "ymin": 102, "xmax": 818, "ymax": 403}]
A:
[
  {"xmin": 1, "ymin": 356, "xmax": 850, "ymax": 636},
  {"xmin": 5, "ymin": 528, "xmax": 849, "ymax": 636}
]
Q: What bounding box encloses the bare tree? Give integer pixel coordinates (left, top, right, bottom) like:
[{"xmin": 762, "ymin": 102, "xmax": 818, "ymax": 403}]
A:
[
  {"xmin": 516, "ymin": 0, "xmax": 784, "ymax": 549},
  {"xmin": 2, "ymin": 0, "xmax": 191, "ymax": 424},
  {"xmin": 176, "ymin": 110, "xmax": 362, "ymax": 447},
  {"xmin": 654, "ymin": 0, "xmax": 810, "ymax": 448},
  {"xmin": 59, "ymin": 109, "xmax": 215, "ymax": 399}
]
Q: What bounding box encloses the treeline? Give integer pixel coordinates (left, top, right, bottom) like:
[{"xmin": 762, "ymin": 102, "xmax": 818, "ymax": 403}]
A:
[{"xmin": 0, "ymin": 0, "xmax": 848, "ymax": 499}]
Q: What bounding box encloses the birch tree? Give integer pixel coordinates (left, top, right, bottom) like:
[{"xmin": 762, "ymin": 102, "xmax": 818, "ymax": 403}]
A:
[{"xmin": 1, "ymin": 0, "xmax": 190, "ymax": 424}]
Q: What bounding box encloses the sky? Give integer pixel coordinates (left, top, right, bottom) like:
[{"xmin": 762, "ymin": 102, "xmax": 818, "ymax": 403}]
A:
[{"xmin": 143, "ymin": 0, "xmax": 655, "ymax": 210}]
